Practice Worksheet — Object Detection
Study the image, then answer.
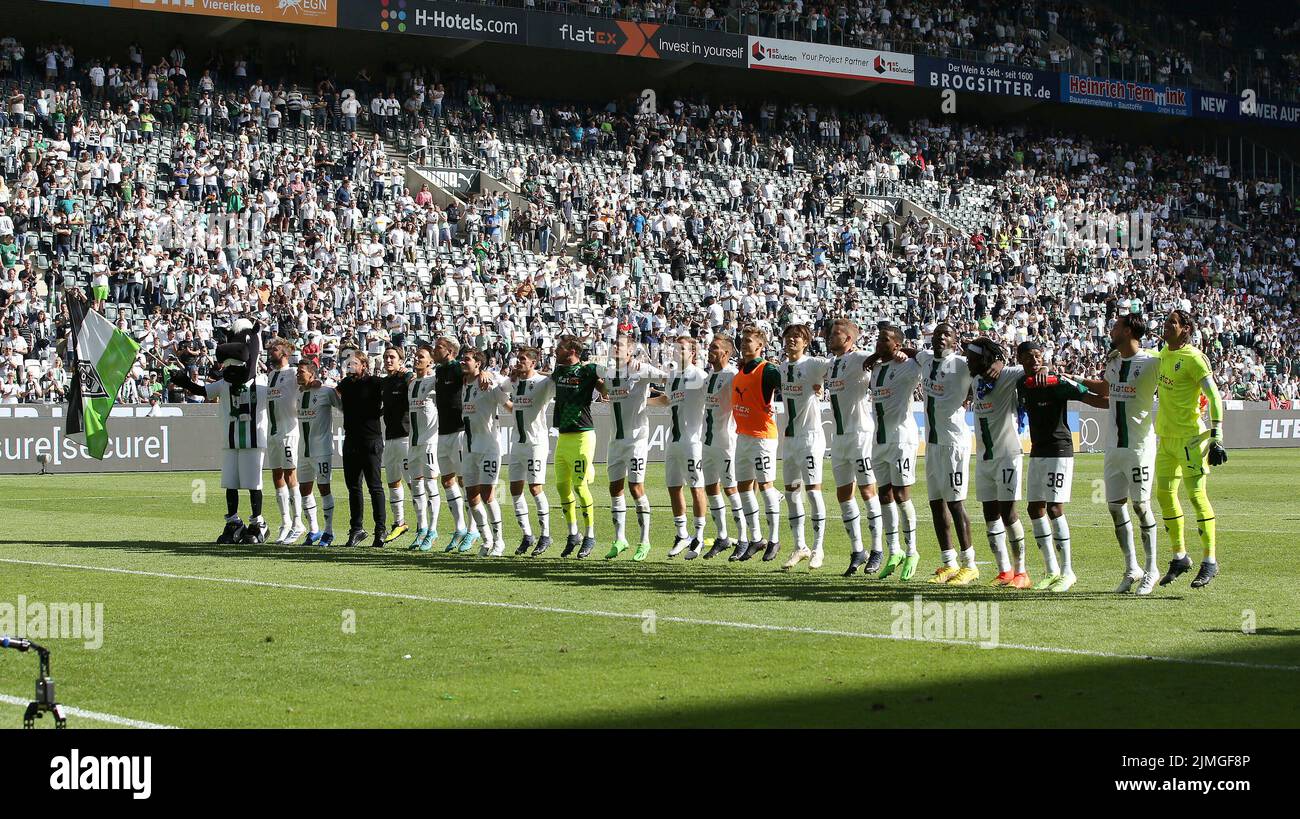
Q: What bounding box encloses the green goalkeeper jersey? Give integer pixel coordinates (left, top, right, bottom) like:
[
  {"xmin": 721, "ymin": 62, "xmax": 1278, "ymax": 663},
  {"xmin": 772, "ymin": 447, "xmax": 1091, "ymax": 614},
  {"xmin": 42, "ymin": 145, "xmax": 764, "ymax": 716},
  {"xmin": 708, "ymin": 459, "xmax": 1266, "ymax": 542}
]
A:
[{"xmin": 551, "ymin": 363, "xmax": 601, "ymax": 433}]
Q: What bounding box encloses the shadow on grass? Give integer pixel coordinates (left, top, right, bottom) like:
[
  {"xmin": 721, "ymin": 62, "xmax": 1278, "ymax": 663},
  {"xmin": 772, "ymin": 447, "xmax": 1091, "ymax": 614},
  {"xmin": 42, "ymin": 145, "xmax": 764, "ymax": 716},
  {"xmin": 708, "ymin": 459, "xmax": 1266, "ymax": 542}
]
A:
[
  {"xmin": 0, "ymin": 537, "xmax": 1189, "ymax": 608},
  {"xmin": 515, "ymin": 639, "xmax": 1300, "ymax": 728}
]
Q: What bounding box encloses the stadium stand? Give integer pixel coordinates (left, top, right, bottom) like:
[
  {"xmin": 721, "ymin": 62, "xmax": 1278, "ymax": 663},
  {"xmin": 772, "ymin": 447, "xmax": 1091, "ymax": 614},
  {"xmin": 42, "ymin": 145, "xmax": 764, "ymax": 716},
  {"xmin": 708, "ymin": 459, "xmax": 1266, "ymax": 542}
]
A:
[{"xmin": 0, "ymin": 22, "xmax": 1295, "ymax": 409}]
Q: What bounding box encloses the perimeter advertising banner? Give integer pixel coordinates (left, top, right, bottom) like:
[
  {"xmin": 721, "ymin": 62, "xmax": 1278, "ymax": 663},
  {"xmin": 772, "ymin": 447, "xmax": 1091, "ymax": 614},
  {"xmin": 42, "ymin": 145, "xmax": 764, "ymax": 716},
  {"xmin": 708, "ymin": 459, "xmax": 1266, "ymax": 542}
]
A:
[
  {"xmin": 916, "ymin": 56, "xmax": 1056, "ymax": 101},
  {"xmin": 1193, "ymin": 89, "xmax": 1300, "ymax": 128},
  {"xmin": 336, "ymin": 0, "xmax": 743, "ymax": 66},
  {"xmin": 746, "ymin": 36, "xmax": 915, "ymax": 84},
  {"xmin": 1060, "ymin": 73, "xmax": 1191, "ymax": 116},
  {"xmin": 107, "ymin": 0, "xmax": 338, "ymax": 27}
]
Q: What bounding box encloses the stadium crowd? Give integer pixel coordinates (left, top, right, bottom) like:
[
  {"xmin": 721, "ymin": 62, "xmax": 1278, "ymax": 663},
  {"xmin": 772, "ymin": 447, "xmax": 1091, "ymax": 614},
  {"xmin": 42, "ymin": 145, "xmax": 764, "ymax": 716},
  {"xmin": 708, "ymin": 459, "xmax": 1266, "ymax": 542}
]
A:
[{"xmin": 0, "ymin": 30, "xmax": 1296, "ymax": 410}]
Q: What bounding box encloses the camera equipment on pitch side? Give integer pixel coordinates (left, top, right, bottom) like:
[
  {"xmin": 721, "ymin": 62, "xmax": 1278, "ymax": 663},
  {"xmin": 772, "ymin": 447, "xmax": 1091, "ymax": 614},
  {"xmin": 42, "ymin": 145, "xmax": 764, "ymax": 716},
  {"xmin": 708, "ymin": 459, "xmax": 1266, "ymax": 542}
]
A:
[{"xmin": 1, "ymin": 636, "xmax": 67, "ymax": 728}]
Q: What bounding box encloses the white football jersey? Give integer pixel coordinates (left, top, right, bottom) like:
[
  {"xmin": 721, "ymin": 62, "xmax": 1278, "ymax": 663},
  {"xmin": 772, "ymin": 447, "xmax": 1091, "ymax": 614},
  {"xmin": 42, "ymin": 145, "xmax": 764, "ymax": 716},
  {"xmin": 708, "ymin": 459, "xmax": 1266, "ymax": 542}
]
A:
[
  {"xmin": 1104, "ymin": 351, "xmax": 1159, "ymax": 450},
  {"xmin": 297, "ymin": 385, "xmax": 339, "ymax": 460},
  {"xmin": 917, "ymin": 349, "xmax": 972, "ymax": 448},
  {"xmin": 266, "ymin": 366, "xmax": 300, "ymax": 440},
  {"xmin": 702, "ymin": 366, "xmax": 738, "ymax": 449},
  {"xmin": 407, "ymin": 374, "xmax": 438, "ymax": 447},
  {"xmin": 666, "ymin": 364, "xmax": 709, "ymax": 444},
  {"xmin": 508, "ymin": 373, "xmax": 555, "ymax": 447},
  {"xmin": 869, "ymin": 357, "xmax": 921, "ymax": 445},
  {"xmin": 826, "ymin": 349, "xmax": 873, "ymax": 439},
  {"xmin": 461, "ymin": 376, "xmax": 512, "ymax": 453},
  {"xmin": 779, "ymin": 355, "xmax": 830, "ymax": 440},
  {"xmin": 603, "ymin": 361, "xmax": 667, "ymax": 442},
  {"xmin": 970, "ymin": 364, "xmax": 1025, "ymax": 460}
]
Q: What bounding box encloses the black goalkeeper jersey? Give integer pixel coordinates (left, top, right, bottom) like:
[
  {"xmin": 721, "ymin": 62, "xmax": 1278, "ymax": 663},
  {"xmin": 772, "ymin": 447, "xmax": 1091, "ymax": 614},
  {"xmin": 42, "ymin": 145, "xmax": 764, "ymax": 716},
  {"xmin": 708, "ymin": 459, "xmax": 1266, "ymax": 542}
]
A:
[
  {"xmin": 433, "ymin": 361, "xmax": 464, "ymax": 435},
  {"xmin": 1016, "ymin": 373, "xmax": 1089, "ymax": 458},
  {"xmin": 381, "ymin": 371, "xmax": 413, "ymax": 440}
]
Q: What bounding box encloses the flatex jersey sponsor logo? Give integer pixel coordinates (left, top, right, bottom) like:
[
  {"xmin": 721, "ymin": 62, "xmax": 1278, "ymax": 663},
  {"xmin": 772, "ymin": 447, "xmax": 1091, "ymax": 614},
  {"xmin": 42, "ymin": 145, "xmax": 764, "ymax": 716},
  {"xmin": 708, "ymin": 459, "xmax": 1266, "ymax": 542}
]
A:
[
  {"xmin": 110, "ymin": 0, "xmax": 336, "ymax": 27},
  {"xmin": 747, "ymin": 37, "xmax": 914, "ymax": 84}
]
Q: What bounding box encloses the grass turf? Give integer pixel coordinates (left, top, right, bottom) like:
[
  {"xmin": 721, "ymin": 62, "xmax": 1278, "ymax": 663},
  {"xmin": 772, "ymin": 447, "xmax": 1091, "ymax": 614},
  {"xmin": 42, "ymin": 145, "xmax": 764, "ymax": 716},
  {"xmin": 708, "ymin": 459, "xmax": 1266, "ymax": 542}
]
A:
[{"xmin": 1, "ymin": 450, "xmax": 1298, "ymax": 728}]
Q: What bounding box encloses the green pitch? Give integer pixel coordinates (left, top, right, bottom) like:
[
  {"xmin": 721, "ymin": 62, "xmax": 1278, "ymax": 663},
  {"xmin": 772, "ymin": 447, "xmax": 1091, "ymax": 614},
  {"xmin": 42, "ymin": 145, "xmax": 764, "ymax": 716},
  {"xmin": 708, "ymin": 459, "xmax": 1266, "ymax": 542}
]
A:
[{"xmin": 1, "ymin": 451, "xmax": 1298, "ymax": 728}]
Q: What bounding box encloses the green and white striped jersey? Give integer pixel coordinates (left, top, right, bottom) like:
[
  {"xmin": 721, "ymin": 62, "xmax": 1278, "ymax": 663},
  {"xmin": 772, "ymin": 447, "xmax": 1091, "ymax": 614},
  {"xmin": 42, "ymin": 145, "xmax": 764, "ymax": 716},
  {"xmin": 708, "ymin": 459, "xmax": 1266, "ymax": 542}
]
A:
[
  {"xmin": 970, "ymin": 365, "xmax": 1024, "ymax": 460},
  {"xmin": 205, "ymin": 378, "xmax": 268, "ymax": 451},
  {"xmin": 407, "ymin": 374, "xmax": 438, "ymax": 447},
  {"xmin": 509, "ymin": 373, "xmax": 555, "ymax": 446},
  {"xmin": 296, "ymin": 385, "xmax": 340, "ymax": 460},
  {"xmin": 666, "ymin": 364, "xmax": 709, "ymax": 444},
  {"xmin": 779, "ymin": 355, "xmax": 830, "ymax": 440},
  {"xmin": 825, "ymin": 349, "xmax": 873, "ymax": 439},
  {"xmin": 869, "ymin": 357, "xmax": 921, "ymax": 446},
  {"xmin": 917, "ymin": 349, "xmax": 972, "ymax": 447},
  {"xmin": 1104, "ymin": 351, "xmax": 1159, "ymax": 450},
  {"xmin": 601, "ymin": 361, "xmax": 667, "ymax": 442},
  {"xmin": 702, "ymin": 366, "xmax": 738, "ymax": 449},
  {"xmin": 266, "ymin": 366, "xmax": 301, "ymax": 440}
]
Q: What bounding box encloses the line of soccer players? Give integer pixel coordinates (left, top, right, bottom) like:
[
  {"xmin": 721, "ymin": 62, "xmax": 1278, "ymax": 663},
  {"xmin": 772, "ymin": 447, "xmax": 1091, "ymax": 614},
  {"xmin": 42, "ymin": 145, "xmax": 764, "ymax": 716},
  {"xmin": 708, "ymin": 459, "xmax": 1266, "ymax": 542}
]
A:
[{"xmin": 237, "ymin": 310, "xmax": 1226, "ymax": 591}]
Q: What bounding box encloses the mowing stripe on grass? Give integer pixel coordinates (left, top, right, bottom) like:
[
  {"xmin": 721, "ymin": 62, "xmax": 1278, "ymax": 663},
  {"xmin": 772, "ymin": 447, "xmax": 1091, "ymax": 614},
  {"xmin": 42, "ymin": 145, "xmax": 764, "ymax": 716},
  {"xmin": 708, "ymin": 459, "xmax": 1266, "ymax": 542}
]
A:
[
  {"xmin": 4, "ymin": 556, "xmax": 1298, "ymax": 674},
  {"xmin": 0, "ymin": 693, "xmax": 177, "ymax": 729}
]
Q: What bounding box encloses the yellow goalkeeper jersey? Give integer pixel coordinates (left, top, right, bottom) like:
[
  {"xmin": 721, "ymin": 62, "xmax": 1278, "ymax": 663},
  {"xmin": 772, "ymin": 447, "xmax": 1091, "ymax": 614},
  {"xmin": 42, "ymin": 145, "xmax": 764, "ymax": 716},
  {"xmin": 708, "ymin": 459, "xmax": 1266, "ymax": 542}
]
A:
[{"xmin": 1155, "ymin": 344, "xmax": 1212, "ymax": 438}]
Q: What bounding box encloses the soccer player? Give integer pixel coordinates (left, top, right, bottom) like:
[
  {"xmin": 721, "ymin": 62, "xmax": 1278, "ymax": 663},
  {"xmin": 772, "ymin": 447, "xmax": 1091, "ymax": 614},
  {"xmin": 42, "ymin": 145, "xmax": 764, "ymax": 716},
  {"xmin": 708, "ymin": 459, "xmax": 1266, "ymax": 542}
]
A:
[
  {"xmin": 404, "ymin": 343, "xmax": 442, "ymax": 551},
  {"xmin": 295, "ymin": 358, "xmax": 341, "ymax": 546},
  {"xmin": 699, "ymin": 335, "xmax": 748, "ymax": 560},
  {"xmin": 657, "ymin": 335, "xmax": 710, "ymax": 559},
  {"xmin": 505, "ymin": 347, "xmax": 556, "ymax": 556},
  {"xmin": 965, "ymin": 338, "xmax": 1030, "ymax": 588},
  {"xmin": 604, "ymin": 334, "xmax": 669, "ymax": 561},
  {"xmin": 1153, "ymin": 310, "xmax": 1228, "ymax": 589},
  {"xmin": 732, "ymin": 326, "xmax": 783, "ymax": 562},
  {"xmin": 380, "ymin": 346, "xmax": 413, "ymax": 544},
  {"xmin": 459, "ymin": 349, "xmax": 513, "ymax": 556},
  {"xmin": 914, "ymin": 323, "xmax": 978, "ymax": 585},
  {"xmin": 1016, "ymin": 341, "xmax": 1108, "ymax": 591},
  {"xmin": 777, "ymin": 324, "xmax": 831, "ymax": 571},
  {"xmin": 1082, "ymin": 315, "xmax": 1162, "ymax": 594},
  {"xmin": 549, "ymin": 336, "xmax": 607, "ymax": 558},
  {"xmin": 431, "ymin": 337, "xmax": 479, "ymax": 553},
  {"xmin": 820, "ymin": 319, "xmax": 886, "ymax": 576},
  {"xmin": 870, "ymin": 324, "xmax": 923, "ymax": 580},
  {"xmin": 265, "ymin": 337, "xmax": 305, "ymax": 544}
]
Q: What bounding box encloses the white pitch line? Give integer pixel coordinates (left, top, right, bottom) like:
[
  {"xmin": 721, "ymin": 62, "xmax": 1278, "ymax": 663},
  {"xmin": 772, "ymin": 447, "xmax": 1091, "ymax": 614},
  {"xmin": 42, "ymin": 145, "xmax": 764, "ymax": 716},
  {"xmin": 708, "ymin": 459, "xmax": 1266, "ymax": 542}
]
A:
[
  {"xmin": 0, "ymin": 693, "xmax": 177, "ymax": 729},
  {"xmin": 3, "ymin": 556, "xmax": 1297, "ymax": 674}
]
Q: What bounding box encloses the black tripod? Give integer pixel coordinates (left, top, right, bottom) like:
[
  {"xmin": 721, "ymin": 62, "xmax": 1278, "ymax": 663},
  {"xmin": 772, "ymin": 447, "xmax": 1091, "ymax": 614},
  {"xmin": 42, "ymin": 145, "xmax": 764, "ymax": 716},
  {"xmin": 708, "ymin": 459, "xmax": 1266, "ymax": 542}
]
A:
[{"xmin": 1, "ymin": 636, "xmax": 67, "ymax": 728}]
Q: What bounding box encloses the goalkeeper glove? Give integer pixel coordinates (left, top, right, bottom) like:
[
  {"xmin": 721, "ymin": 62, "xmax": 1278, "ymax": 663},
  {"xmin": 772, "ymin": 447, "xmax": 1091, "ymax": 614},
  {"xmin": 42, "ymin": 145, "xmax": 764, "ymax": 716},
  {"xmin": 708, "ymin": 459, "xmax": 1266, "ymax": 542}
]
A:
[{"xmin": 1207, "ymin": 428, "xmax": 1228, "ymax": 466}]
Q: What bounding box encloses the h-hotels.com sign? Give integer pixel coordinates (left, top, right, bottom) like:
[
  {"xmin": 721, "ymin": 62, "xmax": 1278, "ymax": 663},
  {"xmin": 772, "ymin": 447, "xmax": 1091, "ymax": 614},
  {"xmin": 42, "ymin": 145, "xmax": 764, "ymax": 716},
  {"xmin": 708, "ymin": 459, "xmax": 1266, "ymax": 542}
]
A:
[{"xmin": 109, "ymin": 0, "xmax": 338, "ymax": 27}]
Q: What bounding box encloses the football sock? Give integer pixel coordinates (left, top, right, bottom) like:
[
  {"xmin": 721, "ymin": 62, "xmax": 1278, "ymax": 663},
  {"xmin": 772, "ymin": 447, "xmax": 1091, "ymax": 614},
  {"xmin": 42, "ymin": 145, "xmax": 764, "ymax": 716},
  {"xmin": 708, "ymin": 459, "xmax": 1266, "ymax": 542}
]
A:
[
  {"xmin": 673, "ymin": 514, "xmax": 688, "ymax": 540},
  {"xmin": 574, "ymin": 481, "xmax": 596, "ymax": 537},
  {"xmin": 487, "ymin": 498, "xmax": 503, "ymax": 546},
  {"xmin": 469, "ymin": 501, "xmax": 489, "ymax": 544},
  {"xmin": 1186, "ymin": 472, "xmax": 1216, "ymax": 562},
  {"xmin": 276, "ymin": 485, "xmax": 290, "ymax": 523},
  {"xmin": 389, "ymin": 484, "xmax": 405, "ymax": 526},
  {"xmin": 881, "ymin": 499, "xmax": 900, "ymax": 554},
  {"xmin": 513, "ymin": 493, "xmax": 533, "ymax": 537},
  {"xmin": 1133, "ymin": 500, "xmax": 1157, "ymax": 573},
  {"xmin": 693, "ymin": 516, "xmax": 706, "ymax": 541},
  {"xmin": 1052, "ymin": 514, "xmax": 1073, "ymax": 575},
  {"xmin": 709, "ymin": 494, "xmax": 729, "ymax": 540},
  {"xmin": 249, "ymin": 489, "xmax": 263, "ymax": 519},
  {"xmin": 841, "ymin": 498, "xmax": 863, "ymax": 553},
  {"xmin": 899, "ymin": 498, "xmax": 917, "ymax": 556},
  {"xmin": 808, "ymin": 491, "xmax": 826, "ymax": 553},
  {"xmin": 741, "ymin": 490, "xmax": 761, "ymax": 541},
  {"xmin": 635, "ymin": 495, "xmax": 652, "ymax": 544},
  {"xmin": 1033, "ymin": 515, "xmax": 1058, "ymax": 575},
  {"xmin": 412, "ymin": 479, "xmax": 428, "ymax": 531},
  {"xmin": 762, "ymin": 486, "xmax": 782, "ymax": 543},
  {"xmin": 303, "ymin": 493, "xmax": 319, "ymax": 533},
  {"xmin": 533, "ymin": 492, "xmax": 550, "ymax": 537},
  {"xmin": 322, "ymin": 493, "xmax": 335, "ymax": 532},
  {"xmin": 446, "ymin": 487, "xmax": 465, "ymax": 532},
  {"xmin": 1008, "ymin": 518, "xmax": 1026, "ymax": 573},
  {"xmin": 960, "ymin": 546, "xmax": 977, "ymax": 569},
  {"xmin": 226, "ymin": 489, "xmax": 239, "ymax": 519},
  {"xmin": 1110, "ymin": 501, "xmax": 1138, "ymax": 573},
  {"xmin": 986, "ymin": 518, "xmax": 1010, "ymax": 573},
  {"xmin": 611, "ymin": 494, "xmax": 627, "ymax": 542},
  {"xmin": 728, "ymin": 491, "xmax": 748, "ymax": 542},
  {"xmin": 785, "ymin": 490, "xmax": 806, "ymax": 550},
  {"xmin": 865, "ymin": 494, "xmax": 883, "ymax": 553},
  {"xmin": 941, "ymin": 548, "xmax": 958, "ymax": 568},
  {"xmin": 291, "ymin": 486, "xmax": 302, "ymax": 526}
]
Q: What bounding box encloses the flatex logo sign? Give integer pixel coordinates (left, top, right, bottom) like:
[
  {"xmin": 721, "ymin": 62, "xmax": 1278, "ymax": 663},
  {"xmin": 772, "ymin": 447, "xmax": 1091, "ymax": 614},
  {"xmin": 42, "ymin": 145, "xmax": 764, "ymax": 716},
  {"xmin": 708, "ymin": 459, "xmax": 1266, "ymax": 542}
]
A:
[{"xmin": 529, "ymin": 18, "xmax": 662, "ymax": 58}]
